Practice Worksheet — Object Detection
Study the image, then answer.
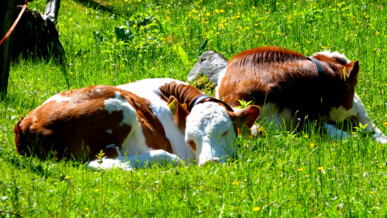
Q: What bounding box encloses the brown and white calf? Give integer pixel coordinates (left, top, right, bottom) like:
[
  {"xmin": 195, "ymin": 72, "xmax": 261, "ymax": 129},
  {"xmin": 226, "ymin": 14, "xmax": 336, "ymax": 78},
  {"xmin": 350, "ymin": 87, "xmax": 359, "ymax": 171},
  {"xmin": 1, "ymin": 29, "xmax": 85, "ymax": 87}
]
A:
[
  {"xmin": 14, "ymin": 78, "xmax": 260, "ymax": 169},
  {"xmin": 216, "ymin": 46, "xmax": 386, "ymax": 143}
]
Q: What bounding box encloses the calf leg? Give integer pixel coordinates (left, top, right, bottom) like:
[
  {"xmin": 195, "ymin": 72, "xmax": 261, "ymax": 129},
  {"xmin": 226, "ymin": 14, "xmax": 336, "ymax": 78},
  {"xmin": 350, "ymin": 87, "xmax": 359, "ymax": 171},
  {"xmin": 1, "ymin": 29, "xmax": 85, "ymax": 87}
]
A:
[
  {"xmin": 324, "ymin": 123, "xmax": 349, "ymax": 140},
  {"xmin": 87, "ymin": 149, "xmax": 182, "ymax": 170},
  {"xmin": 353, "ymin": 93, "xmax": 387, "ymax": 143}
]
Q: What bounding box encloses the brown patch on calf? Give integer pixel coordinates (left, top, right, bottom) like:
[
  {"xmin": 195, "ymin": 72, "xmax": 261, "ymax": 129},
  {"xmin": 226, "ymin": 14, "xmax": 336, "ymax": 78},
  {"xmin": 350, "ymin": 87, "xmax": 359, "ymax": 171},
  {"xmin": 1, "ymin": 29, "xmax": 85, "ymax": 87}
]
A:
[
  {"xmin": 158, "ymin": 81, "xmax": 204, "ymax": 112},
  {"xmin": 15, "ymin": 86, "xmax": 131, "ymax": 159},
  {"xmin": 121, "ymin": 91, "xmax": 173, "ymax": 153},
  {"xmin": 217, "ymin": 46, "xmax": 360, "ymax": 124},
  {"xmin": 15, "ymin": 85, "xmax": 173, "ymax": 160}
]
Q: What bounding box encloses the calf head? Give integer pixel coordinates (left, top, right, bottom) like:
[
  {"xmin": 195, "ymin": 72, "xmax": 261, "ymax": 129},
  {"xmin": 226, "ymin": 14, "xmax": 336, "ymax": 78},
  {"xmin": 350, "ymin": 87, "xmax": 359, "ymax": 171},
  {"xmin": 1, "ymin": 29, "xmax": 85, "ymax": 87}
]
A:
[
  {"xmin": 184, "ymin": 102, "xmax": 260, "ymax": 165},
  {"xmin": 312, "ymin": 51, "xmax": 360, "ymax": 123}
]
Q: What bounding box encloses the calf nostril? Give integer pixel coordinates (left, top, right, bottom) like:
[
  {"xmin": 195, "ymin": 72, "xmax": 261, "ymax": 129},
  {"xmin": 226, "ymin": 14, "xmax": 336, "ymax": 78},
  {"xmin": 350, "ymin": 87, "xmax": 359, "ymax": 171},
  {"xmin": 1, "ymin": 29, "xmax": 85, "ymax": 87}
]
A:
[
  {"xmin": 199, "ymin": 158, "xmax": 220, "ymax": 166},
  {"xmin": 212, "ymin": 158, "xmax": 219, "ymax": 163}
]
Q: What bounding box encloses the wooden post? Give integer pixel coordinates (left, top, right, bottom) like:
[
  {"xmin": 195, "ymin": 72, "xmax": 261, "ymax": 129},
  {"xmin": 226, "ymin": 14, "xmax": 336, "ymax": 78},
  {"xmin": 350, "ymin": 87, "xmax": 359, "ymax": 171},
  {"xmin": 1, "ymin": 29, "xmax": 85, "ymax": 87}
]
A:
[{"xmin": 0, "ymin": 0, "xmax": 17, "ymax": 98}]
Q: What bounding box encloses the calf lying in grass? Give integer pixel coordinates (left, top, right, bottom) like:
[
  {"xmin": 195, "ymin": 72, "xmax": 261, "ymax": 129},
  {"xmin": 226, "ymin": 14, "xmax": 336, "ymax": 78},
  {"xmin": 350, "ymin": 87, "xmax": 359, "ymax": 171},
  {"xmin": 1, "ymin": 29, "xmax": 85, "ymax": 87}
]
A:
[
  {"xmin": 214, "ymin": 46, "xmax": 386, "ymax": 143},
  {"xmin": 14, "ymin": 78, "xmax": 260, "ymax": 170}
]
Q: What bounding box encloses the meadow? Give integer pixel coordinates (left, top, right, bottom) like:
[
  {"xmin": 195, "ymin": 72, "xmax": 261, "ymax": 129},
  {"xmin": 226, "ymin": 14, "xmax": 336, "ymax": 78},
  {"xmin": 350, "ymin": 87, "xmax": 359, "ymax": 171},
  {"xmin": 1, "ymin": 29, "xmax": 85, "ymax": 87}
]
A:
[{"xmin": 0, "ymin": 0, "xmax": 386, "ymax": 216}]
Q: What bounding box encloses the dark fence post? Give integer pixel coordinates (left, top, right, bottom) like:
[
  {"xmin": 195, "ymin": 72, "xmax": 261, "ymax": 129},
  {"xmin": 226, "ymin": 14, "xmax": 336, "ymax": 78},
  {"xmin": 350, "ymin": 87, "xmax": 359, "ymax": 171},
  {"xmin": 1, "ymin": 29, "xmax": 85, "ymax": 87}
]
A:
[{"xmin": 0, "ymin": 0, "xmax": 17, "ymax": 98}]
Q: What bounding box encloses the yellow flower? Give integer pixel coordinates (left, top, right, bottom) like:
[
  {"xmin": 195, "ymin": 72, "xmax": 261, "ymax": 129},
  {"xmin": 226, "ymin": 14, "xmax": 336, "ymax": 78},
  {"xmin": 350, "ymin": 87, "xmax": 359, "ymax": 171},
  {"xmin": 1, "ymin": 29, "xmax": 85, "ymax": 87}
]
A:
[
  {"xmin": 297, "ymin": 168, "xmax": 303, "ymax": 171},
  {"xmin": 94, "ymin": 189, "xmax": 99, "ymax": 192},
  {"xmin": 232, "ymin": 181, "xmax": 239, "ymax": 185},
  {"xmin": 206, "ymin": 12, "xmax": 210, "ymax": 16},
  {"xmin": 310, "ymin": 143, "xmax": 315, "ymax": 148},
  {"xmin": 69, "ymin": 18, "xmax": 73, "ymax": 22},
  {"xmin": 370, "ymin": 191, "xmax": 375, "ymax": 195},
  {"xmin": 303, "ymin": 134, "xmax": 309, "ymax": 138},
  {"xmin": 84, "ymin": 207, "xmax": 89, "ymax": 211},
  {"xmin": 383, "ymin": 122, "xmax": 387, "ymax": 127},
  {"xmin": 317, "ymin": 167, "xmax": 326, "ymax": 174},
  {"xmin": 253, "ymin": 206, "xmax": 260, "ymax": 212}
]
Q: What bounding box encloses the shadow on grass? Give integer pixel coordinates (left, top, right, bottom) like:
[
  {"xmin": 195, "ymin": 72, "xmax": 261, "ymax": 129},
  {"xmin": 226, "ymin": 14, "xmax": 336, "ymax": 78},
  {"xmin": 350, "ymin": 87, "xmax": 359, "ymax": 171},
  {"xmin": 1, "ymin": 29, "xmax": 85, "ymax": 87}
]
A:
[{"xmin": 73, "ymin": 0, "xmax": 115, "ymax": 14}]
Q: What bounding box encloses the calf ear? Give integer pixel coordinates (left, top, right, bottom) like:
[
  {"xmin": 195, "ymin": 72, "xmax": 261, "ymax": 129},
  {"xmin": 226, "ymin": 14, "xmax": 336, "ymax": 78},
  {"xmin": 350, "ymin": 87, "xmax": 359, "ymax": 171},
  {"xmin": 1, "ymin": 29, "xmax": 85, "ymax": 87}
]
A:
[
  {"xmin": 229, "ymin": 105, "xmax": 260, "ymax": 129},
  {"xmin": 237, "ymin": 105, "xmax": 261, "ymax": 128},
  {"xmin": 167, "ymin": 96, "xmax": 189, "ymax": 132},
  {"xmin": 343, "ymin": 60, "xmax": 359, "ymax": 83}
]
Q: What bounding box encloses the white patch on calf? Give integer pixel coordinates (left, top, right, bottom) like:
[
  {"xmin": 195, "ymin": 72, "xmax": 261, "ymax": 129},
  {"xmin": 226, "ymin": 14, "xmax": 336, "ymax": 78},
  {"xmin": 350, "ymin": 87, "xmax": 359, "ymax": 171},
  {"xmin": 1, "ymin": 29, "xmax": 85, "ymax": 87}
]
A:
[
  {"xmin": 328, "ymin": 105, "xmax": 358, "ymax": 123},
  {"xmin": 36, "ymin": 94, "xmax": 70, "ymax": 110},
  {"xmin": 118, "ymin": 78, "xmax": 195, "ymax": 160},
  {"xmin": 323, "ymin": 93, "xmax": 386, "ymax": 143},
  {"xmin": 313, "ymin": 51, "xmax": 350, "ymax": 64},
  {"xmin": 260, "ymin": 103, "xmax": 296, "ymax": 130},
  {"xmin": 215, "ymin": 67, "xmax": 227, "ymax": 99},
  {"xmin": 104, "ymin": 92, "xmax": 133, "ymax": 126},
  {"xmin": 185, "ymin": 102, "xmax": 237, "ymax": 165},
  {"xmin": 104, "ymin": 92, "xmax": 152, "ymax": 157}
]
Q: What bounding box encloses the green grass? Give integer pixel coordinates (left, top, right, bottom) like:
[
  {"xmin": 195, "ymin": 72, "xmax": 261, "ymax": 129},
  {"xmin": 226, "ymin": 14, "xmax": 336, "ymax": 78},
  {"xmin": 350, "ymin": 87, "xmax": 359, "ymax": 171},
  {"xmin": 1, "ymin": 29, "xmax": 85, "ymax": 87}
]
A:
[{"xmin": 1, "ymin": 0, "xmax": 386, "ymax": 216}]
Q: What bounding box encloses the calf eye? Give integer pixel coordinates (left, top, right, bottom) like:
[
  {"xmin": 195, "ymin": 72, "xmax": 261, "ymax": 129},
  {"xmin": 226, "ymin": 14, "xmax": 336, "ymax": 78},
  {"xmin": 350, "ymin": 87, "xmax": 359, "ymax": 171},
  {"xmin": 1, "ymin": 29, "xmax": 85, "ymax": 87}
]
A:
[{"xmin": 187, "ymin": 140, "xmax": 196, "ymax": 151}]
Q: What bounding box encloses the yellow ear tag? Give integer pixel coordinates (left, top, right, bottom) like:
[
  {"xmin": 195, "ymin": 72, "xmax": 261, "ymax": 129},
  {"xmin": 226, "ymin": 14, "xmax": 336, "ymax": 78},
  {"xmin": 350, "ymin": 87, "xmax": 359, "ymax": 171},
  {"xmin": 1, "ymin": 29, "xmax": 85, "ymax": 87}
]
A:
[
  {"xmin": 343, "ymin": 67, "xmax": 347, "ymax": 82},
  {"xmin": 168, "ymin": 99, "xmax": 177, "ymax": 115}
]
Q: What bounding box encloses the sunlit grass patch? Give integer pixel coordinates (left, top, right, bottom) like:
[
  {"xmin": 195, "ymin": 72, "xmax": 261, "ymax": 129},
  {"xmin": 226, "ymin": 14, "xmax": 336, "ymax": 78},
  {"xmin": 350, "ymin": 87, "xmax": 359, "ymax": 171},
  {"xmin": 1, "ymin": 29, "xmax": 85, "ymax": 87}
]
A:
[{"xmin": 1, "ymin": 0, "xmax": 386, "ymax": 216}]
